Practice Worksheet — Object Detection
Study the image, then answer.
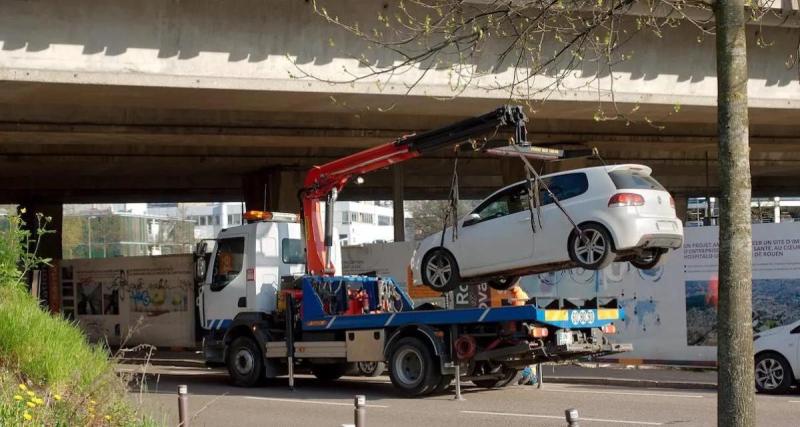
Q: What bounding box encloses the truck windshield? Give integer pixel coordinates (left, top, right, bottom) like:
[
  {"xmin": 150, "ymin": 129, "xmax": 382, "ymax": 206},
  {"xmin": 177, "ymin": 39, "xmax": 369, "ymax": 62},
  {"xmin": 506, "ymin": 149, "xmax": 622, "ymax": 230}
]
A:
[
  {"xmin": 608, "ymin": 169, "xmax": 665, "ymax": 191},
  {"xmin": 282, "ymin": 238, "xmax": 305, "ymax": 264}
]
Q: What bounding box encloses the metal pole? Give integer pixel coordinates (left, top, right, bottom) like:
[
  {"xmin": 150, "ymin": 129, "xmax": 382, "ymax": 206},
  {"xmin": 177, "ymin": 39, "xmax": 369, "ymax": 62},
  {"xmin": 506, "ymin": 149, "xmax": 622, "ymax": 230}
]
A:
[
  {"xmin": 537, "ymin": 363, "xmax": 543, "ymax": 389},
  {"xmin": 565, "ymin": 408, "xmax": 580, "ymax": 427},
  {"xmin": 453, "ymin": 363, "xmax": 464, "ymax": 401},
  {"xmin": 286, "ymin": 293, "xmax": 296, "ymax": 391},
  {"xmin": 354, "ymin": 395, "xmax": 366, "ymax": 427},
  {"xmin": 178, "ymin": 385, "xmax": 189, "ymax": 427}
]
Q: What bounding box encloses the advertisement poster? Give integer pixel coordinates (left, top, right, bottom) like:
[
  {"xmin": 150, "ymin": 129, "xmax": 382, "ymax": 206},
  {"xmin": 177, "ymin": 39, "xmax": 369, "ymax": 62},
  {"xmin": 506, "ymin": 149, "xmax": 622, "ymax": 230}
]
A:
[{"xmin": 61, "ymin": 255, "xmax": 195, "ymax": 347}]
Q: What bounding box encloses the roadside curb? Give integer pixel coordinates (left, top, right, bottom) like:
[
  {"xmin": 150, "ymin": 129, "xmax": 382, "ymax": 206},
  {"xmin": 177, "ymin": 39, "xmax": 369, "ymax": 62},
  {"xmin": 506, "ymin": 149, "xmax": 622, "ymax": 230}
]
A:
[{"xmin": 546, "ymin": 376, "xmax": 717, "ymax": 390}]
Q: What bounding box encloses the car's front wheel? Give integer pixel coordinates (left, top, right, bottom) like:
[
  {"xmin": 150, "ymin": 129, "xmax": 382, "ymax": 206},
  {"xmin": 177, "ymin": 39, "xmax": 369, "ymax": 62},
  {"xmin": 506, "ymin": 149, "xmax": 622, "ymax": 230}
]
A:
[
  {"xmin": 487, "ymin": 276, "xmax": 518, "ymax": 291},
  {"xmin": 630, "ymin": 249, "xmax": 666, "ymax": 270},
  {"xmin": 568, "ymin": 224, "xmax": 615, "ymax": 270},
  {"xmin": 421, "ymin": 249, "xmax": 460, "ymax": 292},
  {"xmin": 755, "ymin": 352, "xmax": 794, "ymax": 394}
]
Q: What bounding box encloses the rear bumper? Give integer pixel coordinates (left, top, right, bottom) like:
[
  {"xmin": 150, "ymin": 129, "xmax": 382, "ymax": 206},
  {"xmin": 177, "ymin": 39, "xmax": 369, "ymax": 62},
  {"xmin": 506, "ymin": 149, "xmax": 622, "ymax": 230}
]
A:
[{"xmin": 611, "ymin": 216, "xmax": 684, "ymax": 250}]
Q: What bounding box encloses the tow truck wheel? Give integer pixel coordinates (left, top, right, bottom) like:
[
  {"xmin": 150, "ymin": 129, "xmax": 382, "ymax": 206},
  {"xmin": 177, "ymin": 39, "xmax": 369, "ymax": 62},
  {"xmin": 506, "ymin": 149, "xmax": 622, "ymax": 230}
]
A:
[
  {"xmin": 432, "ymin": 374, "xmax": 454, "ymax": 394},
  {"xmin": 569, "ymin": 224, "xmax": 615, "ymax": 270},
  {"xmin": 630, "ymin": 249, "xmax": 665, "ymax": 270},
  {"xmin": 357, "ymin": 361, "xmax": 386, "ymax": 377},
  {"xmin": 227, "ymin": 336, "xmax": 264, "ymax": 387},
  {"xmin": 421, "ymin": 249, "xmax": 460, "ymax": 292},
  {"xmin": 488, "ymin": 276, "xmax": 519, "ymax": 291},
  {"xmin": 312, "ymin": 363, "xmax": 349, "ymax": 381},
  {"xmin": 388, "ymin": 337, "xmax": 441, "ymax": 396},
  {"xmin": 472, "ymin": 366, "xmax": 520, "ymax": 388}
]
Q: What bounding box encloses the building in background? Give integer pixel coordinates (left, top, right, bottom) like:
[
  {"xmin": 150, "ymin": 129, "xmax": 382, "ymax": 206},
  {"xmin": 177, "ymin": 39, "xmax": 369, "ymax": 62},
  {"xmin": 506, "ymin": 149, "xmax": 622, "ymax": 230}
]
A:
[
  {"xmin": 61, "ymin": 201, "xmax": 411, "ymax": 258},
  {"xmin": 62, "ymin": 204, "xmax": 194, "ymax": 259}
]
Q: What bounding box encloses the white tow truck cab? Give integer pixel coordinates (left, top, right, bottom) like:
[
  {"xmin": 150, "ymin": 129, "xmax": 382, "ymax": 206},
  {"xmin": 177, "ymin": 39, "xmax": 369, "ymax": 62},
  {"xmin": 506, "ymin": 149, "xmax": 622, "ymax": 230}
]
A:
[{"xmin": 195, "ymin": 212, "xmax": 631, "ymax": 396}]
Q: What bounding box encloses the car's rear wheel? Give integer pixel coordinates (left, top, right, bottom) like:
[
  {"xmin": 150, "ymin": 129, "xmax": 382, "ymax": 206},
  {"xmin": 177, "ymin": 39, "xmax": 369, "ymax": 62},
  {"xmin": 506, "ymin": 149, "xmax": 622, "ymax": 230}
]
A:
[
  {"xmin": 488, "ymin": 275, "xmax": 518, "ymax": 291},
  {"xmin": 630, "ymin": 249, "xmax": 666, "ymax": 270},
  {"xmin": 421, "ymin": 249, "xmax": 460, "ymax": 292},
  {"xmin": 755, "ymin": 352, "xmax": 793, "ymax": 394},
  {"xmin": 568, "ymin": 224, "xmax": 615, "ymax": 270}
]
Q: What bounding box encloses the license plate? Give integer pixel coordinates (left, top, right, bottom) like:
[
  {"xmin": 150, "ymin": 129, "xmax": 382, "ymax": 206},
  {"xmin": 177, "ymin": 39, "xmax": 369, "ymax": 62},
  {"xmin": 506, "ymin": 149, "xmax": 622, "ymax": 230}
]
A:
[
  {"xmin": 656, "ymin": 221, "xmax": 676, "ymax": 232},
  {"xmin": 556, "ymin": 330, "xmax": 573, "ymax": 346}
]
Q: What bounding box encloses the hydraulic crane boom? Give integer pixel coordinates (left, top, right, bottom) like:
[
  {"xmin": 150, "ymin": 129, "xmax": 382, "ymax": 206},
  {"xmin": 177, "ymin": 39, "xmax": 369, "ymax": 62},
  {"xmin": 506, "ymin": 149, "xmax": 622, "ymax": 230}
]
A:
[{"xmin": 301, "ymin": 105, "xmax": 529, "ymax": 276}]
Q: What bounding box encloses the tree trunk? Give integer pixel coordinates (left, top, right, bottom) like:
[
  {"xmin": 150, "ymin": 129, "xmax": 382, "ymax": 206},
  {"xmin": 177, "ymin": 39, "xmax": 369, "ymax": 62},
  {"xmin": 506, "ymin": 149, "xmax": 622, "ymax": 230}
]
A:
[{"xmin": 714, "ymin": 1, "xmax": 754, "ymax": 426}]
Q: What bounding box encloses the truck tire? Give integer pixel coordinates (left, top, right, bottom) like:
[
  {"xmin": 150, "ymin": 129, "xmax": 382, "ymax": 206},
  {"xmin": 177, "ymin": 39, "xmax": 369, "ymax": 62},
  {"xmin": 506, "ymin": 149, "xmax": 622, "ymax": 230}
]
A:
[
  {"xmin": 227, "ymin": 336, "xmax": 264, "ymax": 387},
  {"xmin": 432, "ymin": 374, "xmax": 454, "ymax": 394},
  {"xmin": 357, "ymin": 361, "xmax": 386, "ymax": 377},
  {"xmin": 312, "ymin": 363, "xmax": 349, "ymax": 381},
  {"xmin": 472, "ymin": 367, "xmax": 520, "ymax": 388},
  {"xmin": 388, "ymin": 337, "xmax": 441, "ymax": 397}
]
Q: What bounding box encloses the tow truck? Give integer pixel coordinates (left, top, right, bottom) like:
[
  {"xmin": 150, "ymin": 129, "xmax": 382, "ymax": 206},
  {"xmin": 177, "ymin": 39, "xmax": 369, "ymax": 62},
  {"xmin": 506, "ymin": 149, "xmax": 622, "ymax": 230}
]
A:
[{"xmin": 195, "ymin": 106, "xmax": 632, "ymax": 396}]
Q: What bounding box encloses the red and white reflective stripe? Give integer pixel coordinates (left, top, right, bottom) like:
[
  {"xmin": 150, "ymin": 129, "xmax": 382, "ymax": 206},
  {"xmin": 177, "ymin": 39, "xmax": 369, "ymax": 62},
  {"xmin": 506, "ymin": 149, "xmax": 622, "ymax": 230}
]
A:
[{"xmin": 246, "ymin": 268, "xmax": 255, "ymax": 283}]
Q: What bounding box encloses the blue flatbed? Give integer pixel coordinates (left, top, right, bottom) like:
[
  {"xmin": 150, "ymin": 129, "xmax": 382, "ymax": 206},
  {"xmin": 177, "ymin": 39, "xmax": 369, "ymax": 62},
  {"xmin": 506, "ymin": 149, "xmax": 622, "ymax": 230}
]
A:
[{"xmin": 299, "ymin": 276, "xmax": 624, "ymax": 332}]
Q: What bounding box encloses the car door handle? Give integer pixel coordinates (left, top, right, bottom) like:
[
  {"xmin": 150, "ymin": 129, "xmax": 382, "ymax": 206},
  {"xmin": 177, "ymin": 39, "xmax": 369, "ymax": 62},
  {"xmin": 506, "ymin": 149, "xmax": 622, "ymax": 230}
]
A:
[{"xmin": 518, "ymin": 217, "xmax": 531, "ymax": 222}]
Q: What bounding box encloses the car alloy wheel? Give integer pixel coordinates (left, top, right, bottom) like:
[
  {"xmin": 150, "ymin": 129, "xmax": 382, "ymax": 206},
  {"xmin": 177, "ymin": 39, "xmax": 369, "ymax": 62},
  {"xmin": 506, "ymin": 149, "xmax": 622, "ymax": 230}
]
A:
[
  {"xmin": 425, "ymin": 253, "xmax": 452, "ymax": 289},
  {"xmin": 573, "ymin": 229, "xmax": 608, "ymax": 265},
  {"xmin": 756, "ymin": 356, "xmax": 786, "ymax": 391}
]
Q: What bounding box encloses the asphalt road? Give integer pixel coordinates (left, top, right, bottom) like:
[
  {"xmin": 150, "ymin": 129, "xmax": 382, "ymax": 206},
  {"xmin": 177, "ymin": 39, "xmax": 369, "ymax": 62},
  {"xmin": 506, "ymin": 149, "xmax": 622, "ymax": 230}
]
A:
[{"xmin": 128, "ymin": 367, "xmax": 799, "ymax": 427}]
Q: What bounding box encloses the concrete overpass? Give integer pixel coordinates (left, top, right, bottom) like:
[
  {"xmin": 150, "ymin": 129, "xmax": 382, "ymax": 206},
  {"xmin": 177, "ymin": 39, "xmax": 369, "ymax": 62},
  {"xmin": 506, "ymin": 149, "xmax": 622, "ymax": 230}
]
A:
[{"xmin": 1, "ymin": 0, "xmax": 799, "ymax": 255}]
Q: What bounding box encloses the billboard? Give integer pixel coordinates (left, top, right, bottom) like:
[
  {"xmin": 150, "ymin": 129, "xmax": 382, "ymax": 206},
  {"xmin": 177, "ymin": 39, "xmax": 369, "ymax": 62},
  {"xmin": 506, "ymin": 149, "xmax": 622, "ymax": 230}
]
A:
[{"xmin": 60, "ymin": 255, "xmax": 196, "ymax": 348}]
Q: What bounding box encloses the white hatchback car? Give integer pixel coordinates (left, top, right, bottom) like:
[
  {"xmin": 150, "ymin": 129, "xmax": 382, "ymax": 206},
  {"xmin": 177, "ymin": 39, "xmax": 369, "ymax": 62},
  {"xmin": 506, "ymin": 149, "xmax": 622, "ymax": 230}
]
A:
[
  {"xmin": 411, "ymin": 164, "xmax": 684, "ymax": 291},
  {"xmin": 754, "ymin": 321, "xmax": 800, "ymax": 393}
]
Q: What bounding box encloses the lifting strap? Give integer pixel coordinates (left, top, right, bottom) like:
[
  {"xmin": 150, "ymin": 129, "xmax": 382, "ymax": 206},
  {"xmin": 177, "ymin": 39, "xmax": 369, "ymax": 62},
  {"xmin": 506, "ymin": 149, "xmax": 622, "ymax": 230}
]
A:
[
  {"xmin": 439, "ymin": 154, "xmax": 460, "ymax": 248},
  {"xmin": 511, "ymin": 143, "xmax": 590, "ymax": 246}
]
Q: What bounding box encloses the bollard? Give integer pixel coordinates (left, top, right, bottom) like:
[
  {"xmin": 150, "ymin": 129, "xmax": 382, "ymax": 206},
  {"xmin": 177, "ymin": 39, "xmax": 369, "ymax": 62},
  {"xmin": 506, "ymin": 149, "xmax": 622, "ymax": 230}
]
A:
[
  {"xmin": 537, "ymin": 362, "xmax": 543, "ymax": 389},
  {"xmin": 565, "ymin": 408, "xmax": 580, "ymax": 427},
  {"xmin": 354, "ymin": 395, "xmax": 366, "ymax": 427},
  {"xmin": 178, "ymin": 385, "xmax": 189, "ymax": 427},
  {"xmin": 453, "ymin": 363, "xmax": 464, "ymax": 401}
]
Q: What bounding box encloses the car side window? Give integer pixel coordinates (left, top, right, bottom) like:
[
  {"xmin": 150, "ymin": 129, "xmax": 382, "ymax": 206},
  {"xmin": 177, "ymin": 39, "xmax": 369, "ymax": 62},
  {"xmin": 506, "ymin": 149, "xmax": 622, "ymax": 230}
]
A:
[
  {"xmin": 211, "ymin": 237, "xmax": 245, "ymax": 291},
  {"xmin": 540, "ymin": 173, "xmax": 589, "ymax": 205},
  {"xmin": 471, "ymin": 184, "xmax": 528, "ymax": 224}
]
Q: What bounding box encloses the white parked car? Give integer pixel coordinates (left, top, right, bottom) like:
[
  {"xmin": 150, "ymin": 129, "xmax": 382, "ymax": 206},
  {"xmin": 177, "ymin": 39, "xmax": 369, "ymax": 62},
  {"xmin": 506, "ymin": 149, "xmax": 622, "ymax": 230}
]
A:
[
  {"xmin": 411, "ymin": 164, "xmax": 684, "ymax": 291},
  {"xmin": 754, "ymin": 320, "xmax": 800, "ymax": 393}
]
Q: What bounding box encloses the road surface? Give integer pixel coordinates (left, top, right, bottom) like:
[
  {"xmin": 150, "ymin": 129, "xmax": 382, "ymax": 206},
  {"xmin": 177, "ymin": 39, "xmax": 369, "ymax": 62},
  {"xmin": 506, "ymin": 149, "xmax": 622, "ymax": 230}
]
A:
[{"xmin": 127, "ymin": 367, "xmax": 798, "ymax": 426}]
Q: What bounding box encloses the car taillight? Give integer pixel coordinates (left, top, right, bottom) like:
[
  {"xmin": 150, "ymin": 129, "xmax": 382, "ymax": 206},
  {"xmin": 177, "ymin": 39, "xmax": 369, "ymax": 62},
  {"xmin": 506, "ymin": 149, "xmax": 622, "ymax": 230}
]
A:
[
  {"xmin": 608, "ymin": 193, "xmax": 645, "ymax": 207},
  {"xmin": 602, "ymin": 324, "xmax": 617, "ymax": 334}
]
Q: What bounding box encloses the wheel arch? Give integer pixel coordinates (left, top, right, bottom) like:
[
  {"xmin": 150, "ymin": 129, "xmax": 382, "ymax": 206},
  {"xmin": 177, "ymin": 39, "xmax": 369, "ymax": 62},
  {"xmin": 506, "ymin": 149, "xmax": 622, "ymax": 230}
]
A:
[
  {"xmin": 222, "ymin": 312, "xmax": 273, "ymax": 362},
  {"xmin": 385, "ymin": 324, "xmax": 445, "ymax": 360}
]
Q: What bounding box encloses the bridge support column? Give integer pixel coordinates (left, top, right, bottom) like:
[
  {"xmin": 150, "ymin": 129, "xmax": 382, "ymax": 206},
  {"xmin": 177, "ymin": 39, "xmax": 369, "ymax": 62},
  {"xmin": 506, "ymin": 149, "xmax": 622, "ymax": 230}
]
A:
[
  {"xmin": 393, "ymin": 165, "xmax": 405, "ymax": 242},
  {"xmin": 673, "ymin": 194, "xmax": 689, "ymax": 223},
  {"xmin": 242, "ymin": 168, "xmax": 303, "ymax": 213}
]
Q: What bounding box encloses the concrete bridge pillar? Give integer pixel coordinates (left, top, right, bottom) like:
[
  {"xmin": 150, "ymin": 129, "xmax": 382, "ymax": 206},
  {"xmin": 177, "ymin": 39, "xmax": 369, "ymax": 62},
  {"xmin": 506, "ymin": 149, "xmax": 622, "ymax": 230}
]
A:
[{"xmin": 242, "ymin": 168, "xmax": 303, "ymax": 214}]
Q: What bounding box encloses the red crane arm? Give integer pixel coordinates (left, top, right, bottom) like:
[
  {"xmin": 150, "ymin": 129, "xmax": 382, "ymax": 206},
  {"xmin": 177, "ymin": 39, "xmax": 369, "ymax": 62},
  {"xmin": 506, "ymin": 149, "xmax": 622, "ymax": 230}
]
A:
[{"xmin": 301, "ymin": 106, "xmax": 529, "ymax": 276}]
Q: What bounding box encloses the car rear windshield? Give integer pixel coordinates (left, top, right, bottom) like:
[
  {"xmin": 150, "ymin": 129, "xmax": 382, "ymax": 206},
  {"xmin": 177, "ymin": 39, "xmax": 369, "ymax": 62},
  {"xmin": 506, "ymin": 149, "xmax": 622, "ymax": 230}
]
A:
[{"xmin": 608, "ymin": 169, "xmax": 665, "ymax": 191}]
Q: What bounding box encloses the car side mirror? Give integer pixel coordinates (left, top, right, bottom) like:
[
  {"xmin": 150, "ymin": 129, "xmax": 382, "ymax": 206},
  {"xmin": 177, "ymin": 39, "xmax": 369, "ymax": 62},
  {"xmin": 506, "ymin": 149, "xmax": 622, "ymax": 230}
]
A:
[{"xmin": 463, "ymin": 213, "xmax": 481, "ymax": 227}]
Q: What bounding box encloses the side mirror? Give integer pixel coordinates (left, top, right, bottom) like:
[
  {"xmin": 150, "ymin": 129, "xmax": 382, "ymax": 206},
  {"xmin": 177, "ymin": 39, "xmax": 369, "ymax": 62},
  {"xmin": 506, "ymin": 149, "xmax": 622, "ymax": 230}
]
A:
[
  {"xmin": 463, "ymin": 213, "xmax": 481, "ymax": 227},
  {"xmin": 194, "ymin": 242, "xmax": 209, "ymax": 282}
]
